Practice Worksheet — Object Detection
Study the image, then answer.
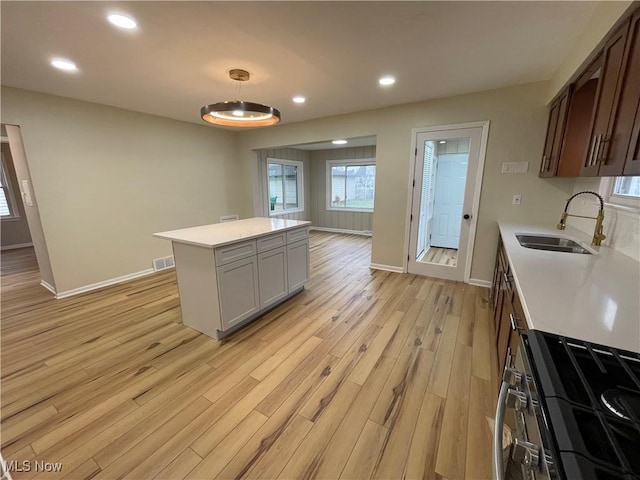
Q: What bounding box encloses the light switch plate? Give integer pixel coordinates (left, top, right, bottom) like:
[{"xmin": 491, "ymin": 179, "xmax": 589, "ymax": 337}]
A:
[
  {"xmin": 513, "ymin": 194, "xmax": 522, "ymax": 205},
  {"xmin": 501, "ymin": 161, "xmax": 529, "ymax": 174}
]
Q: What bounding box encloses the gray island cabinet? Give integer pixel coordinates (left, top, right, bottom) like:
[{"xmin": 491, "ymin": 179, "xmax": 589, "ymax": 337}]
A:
[{"xmin": 154, "ymin": 217, "xmax": 310, "ymax": 339}]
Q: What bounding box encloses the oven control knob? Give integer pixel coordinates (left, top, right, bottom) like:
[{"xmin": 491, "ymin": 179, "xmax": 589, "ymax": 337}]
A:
[
  {"xmin": 506, "ymin": 389, "xmax": 528, "ymax": 411},
  {"xmin": 512, "ymin": 439, "xmax": 540, "ymax": 470},
  {"xmin": 503, "ymin": 367, "xmax": 523, "ymax": 387}
]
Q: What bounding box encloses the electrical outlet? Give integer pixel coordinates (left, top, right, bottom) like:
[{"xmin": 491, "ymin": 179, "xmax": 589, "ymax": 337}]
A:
[{"xmin": 512, "ymin": 194, "xmax": 522, "ymax": 205}]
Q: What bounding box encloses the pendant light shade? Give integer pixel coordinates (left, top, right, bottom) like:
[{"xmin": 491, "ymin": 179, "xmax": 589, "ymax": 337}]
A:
[{"xmin": 201, "ymin": 69, "xmax": 281, "ymax": 127}]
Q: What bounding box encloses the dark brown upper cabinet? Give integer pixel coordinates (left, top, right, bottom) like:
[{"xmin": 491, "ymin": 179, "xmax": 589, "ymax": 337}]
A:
[
  {"xmin": 611, "ymin": 10, "xmax": 640, "ymax": 177},
  {"xmin": 581, "ymin": 20, "xmax": 630, "ymax": 176},
  {"xmin": 557, "ymin": 68, "xmax": 599, "ymax": 177},
  {"xmin": 540, "ymin": 5, "xmax": 640, "ymax": 178},
  {"xmin": 540, "ymin": 86, "xmax": 571, "ymax": 177}
]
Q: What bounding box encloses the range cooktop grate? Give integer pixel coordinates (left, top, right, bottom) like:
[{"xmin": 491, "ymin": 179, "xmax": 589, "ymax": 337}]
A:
[{"xmin": 529, "ymin": 331, "xmax": 640, "ymax": 479}]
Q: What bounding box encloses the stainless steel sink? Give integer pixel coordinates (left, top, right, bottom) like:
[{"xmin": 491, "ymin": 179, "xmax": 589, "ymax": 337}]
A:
[{"xmin": 515, "ymin": 234, "xmax": 592, "ymax": 254}]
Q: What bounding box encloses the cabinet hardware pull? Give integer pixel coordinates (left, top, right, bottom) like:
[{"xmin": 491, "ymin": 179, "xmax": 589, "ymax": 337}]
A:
[
  {"xmin": 587, "ymin": 135, "xmax": 596, "ymax": 166},
  {"xmin": 597, "ymin": 136, "xmax": 610, "ymax": 164},
  {"xmin": 588, "ymin": 134, "xmax": 600, "ymax": 166},
  {"xmin": 593, "ymin": 134, "xmax": 603, "ymax": 166},
  {"xmin": 503, "ymin": 272, "xmax": 513, "ymax": 285},
  {"xmin": 510, "ymin": 313, "xmax": 523, "ymax": 331}
]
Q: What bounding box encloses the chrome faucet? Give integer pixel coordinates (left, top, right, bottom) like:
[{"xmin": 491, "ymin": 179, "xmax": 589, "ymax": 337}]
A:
[{"xmin": 556, "ymin": 191, "xmax": 606, "ymax": 246}]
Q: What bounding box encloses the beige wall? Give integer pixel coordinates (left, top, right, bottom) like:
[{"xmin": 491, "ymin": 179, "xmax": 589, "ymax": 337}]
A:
[
  {"xmin": 238, "ymin": 81, "xmax": 577, "ymax": 283},
  {"xmin": 256, "ymin": 147, "xmax": 310, "ymax": 221},
  {"xmin": 1, "ymin": 87, "xmax": 242, "ymax": 294},
  {"xmin": 1, "ymin": 142, "xmax": 33, "ymax": 248},
  {"xmin": 547, "ymin": 1, "xmax": 633, "ymax": 101},
  {"xmin": 309, "ymin": 146, "xmax": 375, "ymax": 232}
]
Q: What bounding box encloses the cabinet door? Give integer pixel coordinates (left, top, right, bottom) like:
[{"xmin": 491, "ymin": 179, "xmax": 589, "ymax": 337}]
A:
[
  {"xmin": 217, "ymin": 256, "xmax": 260, "ymax": 331},
  {"xmin": 582, "ymin": 21, "xmax": 630, "ymax": 176},
  {"xmin": 505, "ymin": 291, "xmax": 527, "ymax": 371},
  {"xmin": 496, "ymin": 250, "xmax": 518, "ymax": 376},
  {"xmin": 624, "ymin": 99, "xmax": 640, "ymax": 175},
  {"xmin": 258, "ymin": 246, "xmax": 288, "ymax": 309},
  {"xmin": 496, "ymin": 290, "xmax": 514, "ymax": 377},
  {"xmin": 601, "ymin": 12, "xmax": 640, "ymax": 176},
  {"xmin": 558, "ymin": 66, "xmax": 599, "ymax": 177},
  {"xmin": 287, "ymin": 239, "xmax": 309, "ymax": 292},
  {"xmin": 491, "ymin": 239, "xmax": 506, "ymax": 330},
  {"xmin": 540, "ymin": 87, "xmax": 571, "ymax": 177}
]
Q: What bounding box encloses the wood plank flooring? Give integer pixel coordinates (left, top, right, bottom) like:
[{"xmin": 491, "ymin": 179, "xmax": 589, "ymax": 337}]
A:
[
  {"xmin": 423, "ymin": 247, "xmax": 458, "ymax": 266},
  {"xmin": 1, "ymin": 233, "xmax": 497, "ymax": 479}
]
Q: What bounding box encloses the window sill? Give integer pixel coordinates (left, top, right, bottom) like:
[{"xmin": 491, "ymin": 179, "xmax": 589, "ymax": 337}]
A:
[
  {"xmin": 1, "ymin": 215, "xmax": 22, "ymax": 222},
  {"xmin": 326, "ymin": 208, "xmax": 374, "ymax": 213}
]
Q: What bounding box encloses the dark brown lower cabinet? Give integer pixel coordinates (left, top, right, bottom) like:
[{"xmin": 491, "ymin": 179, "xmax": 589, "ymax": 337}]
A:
[{"xmin": 491, "ymin": 235, "xmax": 528, "ymax": 382}]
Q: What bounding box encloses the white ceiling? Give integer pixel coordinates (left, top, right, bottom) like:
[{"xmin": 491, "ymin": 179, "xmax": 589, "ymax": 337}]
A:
[
  {"xmin": 290, "ymin": 136, "xmax": 377, "ymax": 150},
  {"xmin": 1, "ymin": 1, "xmax": 599, "ymax": 129}
]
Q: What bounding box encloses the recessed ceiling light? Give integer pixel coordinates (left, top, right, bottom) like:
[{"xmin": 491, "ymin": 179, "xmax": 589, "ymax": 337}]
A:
[
  {"xmin": 379, "ymin": 76, "xmax": 396, "ymax": 86},
  {"xmin": 293, "ymin": 96, "xmax": 306, "ymax": 104},
  {"xmin": 50, "ymin": 58, "xmax": 78, "ymax": 72},
  {"xmin": 332, "ymin": 139, "xmax": 348, "ymax": 145},
  {"xmin": 107, "ymin": 13, "xmax": 137, "ymax": 30},
  {"xmin": 439, "ymin": 140, "xmax": 447, "ymax": 144}
]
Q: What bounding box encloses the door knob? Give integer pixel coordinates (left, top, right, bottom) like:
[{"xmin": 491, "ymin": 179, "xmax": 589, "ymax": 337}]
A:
[{"xmin": 463, "ymin": 214, "xmax": 471, "ymax": 220}]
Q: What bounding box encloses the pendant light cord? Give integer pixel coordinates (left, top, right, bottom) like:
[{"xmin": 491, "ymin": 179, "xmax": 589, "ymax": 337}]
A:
[{"xmin": 236, "ymin": 78, "xmax": 242, "ymax": 101}]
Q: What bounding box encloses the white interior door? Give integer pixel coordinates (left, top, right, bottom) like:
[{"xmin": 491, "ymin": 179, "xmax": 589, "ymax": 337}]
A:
[
  {"xmin": 431, "ymin": 154, "xmax": 468, "ymax": 248},
  {"xmin": 407, "ymin": 123, "xmax": 488, "ymax": 282}
]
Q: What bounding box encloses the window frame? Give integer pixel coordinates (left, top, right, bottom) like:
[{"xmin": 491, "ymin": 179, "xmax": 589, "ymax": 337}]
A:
[
  {"xmin": 599, "ymin": 176, "xmax": 640, "ymax": 211},
  {"xmin": 325, "ymin": 158, "xmax": 376, "ymax": 213},
  {"xmin": 0, "ymin": 151, "xmax": 21, "ymax": 221},
  {"xmin": 266, "ymin": 158, "xmax": 304, "ymax": 216}
]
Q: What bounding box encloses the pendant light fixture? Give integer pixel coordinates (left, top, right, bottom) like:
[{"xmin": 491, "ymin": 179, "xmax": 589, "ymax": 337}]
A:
[{"xmin": 201, "ymin": 69, "xmax": 281, "ymax": 127}]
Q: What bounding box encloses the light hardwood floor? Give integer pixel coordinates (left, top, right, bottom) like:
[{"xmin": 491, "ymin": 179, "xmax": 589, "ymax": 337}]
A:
[
  {"xmin": 423, "ymin": 247, "xmax": 458, "ymax": 267},
  {"xmin": 1, "ymin": 233, "xmax": 497, "ymax": 480}
]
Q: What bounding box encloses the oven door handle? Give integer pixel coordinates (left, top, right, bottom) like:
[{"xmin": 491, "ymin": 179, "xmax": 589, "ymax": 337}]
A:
[{"xmin": 493, "ymin": 380, "xmax": 510, "ymax": 480}]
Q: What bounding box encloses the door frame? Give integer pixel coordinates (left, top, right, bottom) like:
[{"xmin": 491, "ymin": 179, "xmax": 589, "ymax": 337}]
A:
[{"xmin": 403, "ymin": 120, "xmax": 490, "ymax": 282}]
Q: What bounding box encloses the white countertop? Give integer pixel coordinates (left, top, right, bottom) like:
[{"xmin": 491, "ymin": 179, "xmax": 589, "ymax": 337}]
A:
[
  {"xmin": 154, "ymin": 217, "xmax": 311, "ymax": 248},
  {"xmin": 499, "ymin": 222, "xmax": 640, "ymax": 354}
]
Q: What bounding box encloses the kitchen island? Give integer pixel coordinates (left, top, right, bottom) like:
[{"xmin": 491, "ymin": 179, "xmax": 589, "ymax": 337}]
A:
[{"xmin": 154, "ymin": 217, "xmax": 311, "ymax": 339}]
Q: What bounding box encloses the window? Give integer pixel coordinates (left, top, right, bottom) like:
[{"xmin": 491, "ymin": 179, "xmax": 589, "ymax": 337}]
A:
[
  {"xmin": 267, "ymin": 159, "xmax": 303, "ymax": 215},
  {"xmin": 0, "ymin": 152, "xmax": 19, "ymax": 219},
  {"xmin": 612, "ymin": 176, "xmax": 640, "ymax": 198},
  {"xmin": 326, "ymin": 159, "xmax": 376, "ymax": 212},
  {"xmin": 601, "ymin": 176, "xmax": 640, "ymax": 209}
]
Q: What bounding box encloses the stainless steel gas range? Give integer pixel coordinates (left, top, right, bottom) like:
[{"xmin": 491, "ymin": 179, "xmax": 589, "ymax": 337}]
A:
[{"xmin": 494, "ymin": 330, "xmax": 640, "ymax": 480}]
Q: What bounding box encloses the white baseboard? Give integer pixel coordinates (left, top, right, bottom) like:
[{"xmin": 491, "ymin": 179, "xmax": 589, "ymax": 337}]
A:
[
  {"xmin": 468, "ymin": 278, "xmax": 492, "ymax": 288},
  {"xmin": 369, "ymin": 263, "xmax": 404, "ymax": 273},
  {"xmin": 310, "ymin": 226, "xmax": 372, "ymax": 237},
  {"xmin": 54, "ymin": 268, "xmax": 157, "ymax": 299},
  {"xmin": 1, "ymin": 242, "xmax": 34, "ymax": 251},
  {"xmin": 40, "ymin": 280, "xmax": 56, "ymax": 295}
]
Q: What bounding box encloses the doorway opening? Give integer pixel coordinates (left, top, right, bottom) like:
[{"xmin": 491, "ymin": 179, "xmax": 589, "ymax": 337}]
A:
[
  {"xmin": 1, "ymin": 124, "xmax": 55, "ymax": 295},
  {"xmin": 407, "ymin": 122, "xmax": 489, "ymax": 282}
]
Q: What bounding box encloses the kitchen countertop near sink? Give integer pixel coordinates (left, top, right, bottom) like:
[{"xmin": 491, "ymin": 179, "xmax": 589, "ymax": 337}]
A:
[{"xmin": 499, "ymin": 222, "xmax": 640, "ymax": 353}]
